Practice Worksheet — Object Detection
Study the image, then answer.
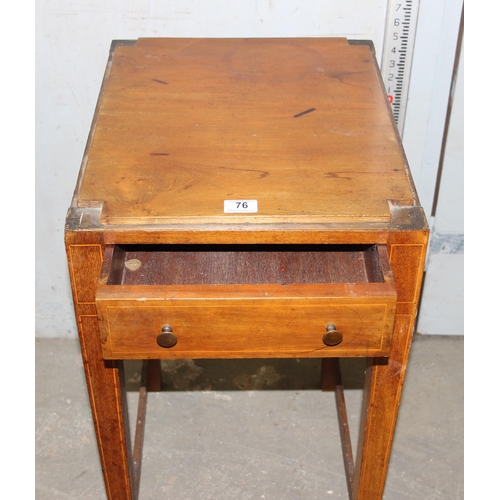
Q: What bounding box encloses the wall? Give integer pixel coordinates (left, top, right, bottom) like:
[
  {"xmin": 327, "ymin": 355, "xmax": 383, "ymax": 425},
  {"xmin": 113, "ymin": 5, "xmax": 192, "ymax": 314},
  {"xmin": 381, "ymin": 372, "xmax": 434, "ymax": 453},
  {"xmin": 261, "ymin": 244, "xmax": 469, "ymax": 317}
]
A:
[
  {"xmin": 402, "ymin": 0, "xmax": 463, "ymax": 335},
  {"xmin": 35, "ymin": 0, "xmax": 463, "ymax": 337},
  {"xmin": 417, "ymin": 32, "xmax": 464, "ymax": 335}
]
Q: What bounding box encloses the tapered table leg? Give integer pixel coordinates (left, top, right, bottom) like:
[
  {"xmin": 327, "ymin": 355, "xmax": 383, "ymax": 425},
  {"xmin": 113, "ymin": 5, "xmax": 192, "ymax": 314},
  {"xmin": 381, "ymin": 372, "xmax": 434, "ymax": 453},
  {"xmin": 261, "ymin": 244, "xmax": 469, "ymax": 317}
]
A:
[
  {"xmin": 66, "ymin": 232, "xmax": 135, "ymax": 500},
  {"xmin": 352, "ymin": 236, "xmax": 427, "ymax": 499}
]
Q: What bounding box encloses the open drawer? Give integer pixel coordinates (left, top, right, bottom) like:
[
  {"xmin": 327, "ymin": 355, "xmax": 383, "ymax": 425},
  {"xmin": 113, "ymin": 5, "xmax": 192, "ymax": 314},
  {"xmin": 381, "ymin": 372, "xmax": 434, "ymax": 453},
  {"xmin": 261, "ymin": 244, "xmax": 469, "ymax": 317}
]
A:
[{"xmin": 96, "ymin": 244, "xmax": 397, "ymax": 359}]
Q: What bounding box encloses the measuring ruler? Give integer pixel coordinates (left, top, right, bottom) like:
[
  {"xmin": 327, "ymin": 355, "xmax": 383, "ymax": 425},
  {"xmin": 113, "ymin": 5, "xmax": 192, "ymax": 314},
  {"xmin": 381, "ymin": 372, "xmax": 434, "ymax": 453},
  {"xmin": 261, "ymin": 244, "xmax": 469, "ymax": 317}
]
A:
[{"xmin": 381, "ymin": 0, "xmax": 420, "ymax": 135}]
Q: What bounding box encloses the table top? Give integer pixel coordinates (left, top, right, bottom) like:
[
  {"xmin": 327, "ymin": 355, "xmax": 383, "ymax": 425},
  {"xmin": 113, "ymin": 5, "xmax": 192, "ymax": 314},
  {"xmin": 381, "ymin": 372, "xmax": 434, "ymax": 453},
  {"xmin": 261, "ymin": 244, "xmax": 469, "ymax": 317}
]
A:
[{"xmin": 74, "ymin": 37, "xmax": 417, "ymax": 227}]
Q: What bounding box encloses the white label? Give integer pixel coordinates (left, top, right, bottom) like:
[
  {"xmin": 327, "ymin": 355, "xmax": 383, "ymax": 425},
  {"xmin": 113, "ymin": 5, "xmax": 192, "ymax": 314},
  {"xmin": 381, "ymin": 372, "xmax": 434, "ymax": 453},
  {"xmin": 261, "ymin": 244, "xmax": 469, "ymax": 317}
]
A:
[{"xmin": 224, "ymin": 200, "xmax": 258, "ymax": 213}]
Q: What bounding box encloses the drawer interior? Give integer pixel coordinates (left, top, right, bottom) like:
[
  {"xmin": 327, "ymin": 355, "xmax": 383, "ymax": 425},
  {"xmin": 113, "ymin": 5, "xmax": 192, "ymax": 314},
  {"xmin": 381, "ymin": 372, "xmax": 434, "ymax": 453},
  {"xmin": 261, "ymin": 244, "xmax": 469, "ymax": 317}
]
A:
[{"xmin": 103, "ymin": 244, "xmax": 388, "ymax": 286}]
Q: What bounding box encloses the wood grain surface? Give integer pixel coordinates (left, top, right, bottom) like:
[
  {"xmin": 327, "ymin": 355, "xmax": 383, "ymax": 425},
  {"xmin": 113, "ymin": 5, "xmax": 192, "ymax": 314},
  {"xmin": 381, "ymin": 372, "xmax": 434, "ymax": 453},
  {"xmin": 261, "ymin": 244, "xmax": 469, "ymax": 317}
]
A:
[
  {"xmin": 105, "ymin": 243, "xmax": 385, "ymax": 285},
  {"xmin": 77, "ymin": 38, "xmax": 414, "ymax": 225}
]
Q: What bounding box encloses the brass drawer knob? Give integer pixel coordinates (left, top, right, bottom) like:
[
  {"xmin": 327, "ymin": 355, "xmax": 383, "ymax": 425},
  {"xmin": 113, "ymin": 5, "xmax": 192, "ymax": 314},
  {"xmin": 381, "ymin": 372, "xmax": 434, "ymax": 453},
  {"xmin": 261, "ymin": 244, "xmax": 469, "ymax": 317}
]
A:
[
  {"xmin": 323, "ymin": 324, "xmax": 343, "ymax": 346},
  {"xmin": 157, "ymin": 325, "xmax": 177, "ymax": 348}
]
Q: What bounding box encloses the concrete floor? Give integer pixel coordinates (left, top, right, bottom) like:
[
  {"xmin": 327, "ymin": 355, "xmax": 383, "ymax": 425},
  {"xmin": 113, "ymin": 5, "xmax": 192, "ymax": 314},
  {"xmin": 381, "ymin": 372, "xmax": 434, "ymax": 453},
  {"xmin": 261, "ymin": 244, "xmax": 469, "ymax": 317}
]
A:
[{"xmin": 35, "ymin": 335, "xmax": 463, "ymax": 499}]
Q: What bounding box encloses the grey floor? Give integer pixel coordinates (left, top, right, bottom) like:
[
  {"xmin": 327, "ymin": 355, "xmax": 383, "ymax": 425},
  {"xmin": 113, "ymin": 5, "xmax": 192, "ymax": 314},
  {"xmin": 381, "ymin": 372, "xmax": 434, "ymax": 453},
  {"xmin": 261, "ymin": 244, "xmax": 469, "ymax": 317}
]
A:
[{"xmin": 36, "ymin": 335, "xmax": 463, "ymax": 499}]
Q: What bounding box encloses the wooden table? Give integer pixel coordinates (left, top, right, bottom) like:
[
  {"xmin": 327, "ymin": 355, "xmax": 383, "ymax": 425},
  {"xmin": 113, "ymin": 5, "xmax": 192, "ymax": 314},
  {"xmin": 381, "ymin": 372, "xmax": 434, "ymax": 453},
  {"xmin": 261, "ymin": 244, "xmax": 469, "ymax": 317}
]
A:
[{"xmin": 65, "ymin": 38, "xmax": 428, "ymax": 500}]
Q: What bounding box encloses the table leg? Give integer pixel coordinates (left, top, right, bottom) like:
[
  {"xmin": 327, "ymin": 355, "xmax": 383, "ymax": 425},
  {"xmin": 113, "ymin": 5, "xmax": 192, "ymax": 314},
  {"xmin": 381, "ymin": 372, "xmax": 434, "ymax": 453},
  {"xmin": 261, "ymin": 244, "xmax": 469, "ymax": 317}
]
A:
[
  {"xmin": 320, "ymin": 358, "xmax": 336, "ymax": 392},
  {"xmin": 66, "ymin": 233, "xmax": 135, "ymax": 500},
  {"xmin": 352, "ymin": 237, "xmax": 427, "ymax": 499},
  {"xmin": 147, "ymin": 360, "xmax": 163, "ymax": 392},
  {"xmin": 352, "ymin": 315, "xmax": 415, "ymax": 498}
]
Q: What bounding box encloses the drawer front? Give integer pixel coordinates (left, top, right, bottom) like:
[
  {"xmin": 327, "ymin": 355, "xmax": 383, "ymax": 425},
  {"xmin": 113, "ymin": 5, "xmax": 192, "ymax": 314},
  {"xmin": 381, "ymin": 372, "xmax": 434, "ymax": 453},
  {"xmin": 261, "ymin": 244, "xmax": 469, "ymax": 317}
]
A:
[{"xmin": 97, "ymin": 295, "xmax": 395, "ymax": 359}]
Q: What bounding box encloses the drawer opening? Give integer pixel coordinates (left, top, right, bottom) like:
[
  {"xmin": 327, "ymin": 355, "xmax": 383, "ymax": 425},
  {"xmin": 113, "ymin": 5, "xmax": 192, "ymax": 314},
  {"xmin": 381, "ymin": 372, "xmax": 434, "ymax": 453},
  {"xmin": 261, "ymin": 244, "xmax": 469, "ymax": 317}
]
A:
[
  {"xmin": 103, "ymin": 244, "xmax": 388, "ymax": 286},
  {"xmin": 97, "ymin": 243, "xmax": 396, "ymax": 359}
]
